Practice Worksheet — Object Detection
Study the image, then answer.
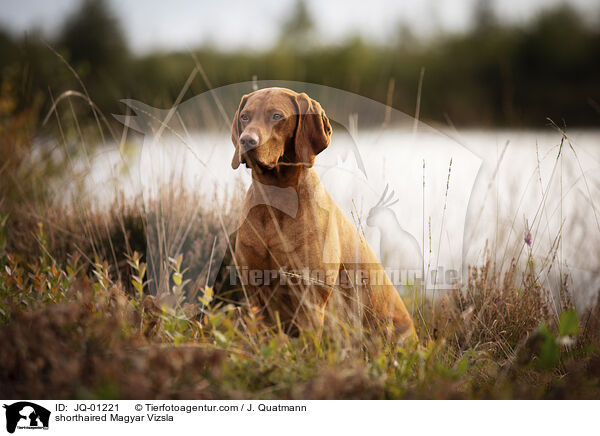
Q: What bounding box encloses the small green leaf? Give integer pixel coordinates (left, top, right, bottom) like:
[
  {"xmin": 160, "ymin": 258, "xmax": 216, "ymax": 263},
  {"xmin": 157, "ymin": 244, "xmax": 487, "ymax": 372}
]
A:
[
  {"xmin": 213, "ymin": 330, "xmax": 227, "ymax": 346},
  {"xmin": 138, "ymin": 264, "xmax": 146, "ymax": 279},
  {"xmin": 539, "ymin": 337, "xmax": 559, "ymax": 369},
  {"xmin": 204, "ymin": 286, "xmax": 214, "ymax": 303},
  {"xmin": 536, "ymin": 324, "xmax": 559, "ymax": 370},
  {"xmin": 454, "ymin": 356, "xmax": 469, "ymax": 376},
  {"xmin": 558, "ymin": 309, "xmax": 579, "ymax": 337},
  {"xmin": 172, "ymin": 272, "xmax": 182, "ymax": 286},
  {"xmin": 260, "ymin": 345, "xmax": 274, "ymax": 358}
]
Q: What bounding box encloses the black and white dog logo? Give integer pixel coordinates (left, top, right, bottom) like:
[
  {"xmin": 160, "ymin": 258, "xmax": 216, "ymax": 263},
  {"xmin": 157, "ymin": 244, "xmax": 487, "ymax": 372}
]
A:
[{"xmin": 3, "ymin": 402, "xmax": 50, "ymax": 434}]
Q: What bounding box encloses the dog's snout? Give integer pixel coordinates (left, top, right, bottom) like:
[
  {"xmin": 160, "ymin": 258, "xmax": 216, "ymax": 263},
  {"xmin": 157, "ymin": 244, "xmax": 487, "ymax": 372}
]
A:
[{"xmin": 239, "ymin": 132, "xmax": 259, "ymax": 151}]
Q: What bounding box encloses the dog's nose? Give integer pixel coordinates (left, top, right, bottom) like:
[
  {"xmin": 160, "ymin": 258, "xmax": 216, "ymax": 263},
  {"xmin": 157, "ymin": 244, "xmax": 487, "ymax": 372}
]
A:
[{"xmin": 239, "ymin": 132, "xmax": 259, "ymax": 151}]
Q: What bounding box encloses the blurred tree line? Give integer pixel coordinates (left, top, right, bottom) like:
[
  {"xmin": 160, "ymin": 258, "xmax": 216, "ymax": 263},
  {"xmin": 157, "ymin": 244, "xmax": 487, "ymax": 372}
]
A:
[{"xmin": 1, "ymin": 0, "xmax": 599, "ymax": 128}]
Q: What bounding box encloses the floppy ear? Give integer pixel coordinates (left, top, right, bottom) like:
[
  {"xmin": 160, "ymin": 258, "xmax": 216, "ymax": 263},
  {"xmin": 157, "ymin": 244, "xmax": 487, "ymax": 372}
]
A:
[
  {"xmin": 293, "ymin": 93, "xmax": 332, "ymax": 167},
  {"xmin": 231, "ymin": 94, "xmax": 249, "ymax": 169}
]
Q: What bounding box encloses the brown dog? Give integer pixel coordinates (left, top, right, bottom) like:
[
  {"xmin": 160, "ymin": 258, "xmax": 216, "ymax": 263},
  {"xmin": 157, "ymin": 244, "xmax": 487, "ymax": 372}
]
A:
[{"xmin": 231, "ymin": 87, "xmax": 415, "ymax": 340}]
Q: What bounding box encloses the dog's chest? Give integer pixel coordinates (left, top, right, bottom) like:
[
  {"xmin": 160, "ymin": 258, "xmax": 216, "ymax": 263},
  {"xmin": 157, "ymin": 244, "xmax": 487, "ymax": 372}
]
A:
[{"xmin": 237, "ymin": 204, "xmax": 327, "ymax": 265}]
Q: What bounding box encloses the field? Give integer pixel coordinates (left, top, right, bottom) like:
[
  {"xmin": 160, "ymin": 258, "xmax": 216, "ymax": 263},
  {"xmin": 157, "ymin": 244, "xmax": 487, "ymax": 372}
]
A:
[
  {"xmin": 1, "ymin": 38, "xmax": 600, "ymax": 398},
  {"xmin": 2, "ymin": 192, "xmax": 600, "ymax": 399},
  {"xmin": 2, "ymin": 106, "xmax": 600, "ymax": 401}
]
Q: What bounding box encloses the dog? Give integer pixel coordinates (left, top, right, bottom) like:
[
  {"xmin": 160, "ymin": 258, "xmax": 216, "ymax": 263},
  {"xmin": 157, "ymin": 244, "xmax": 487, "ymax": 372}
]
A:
[{"xmin": 231, "ymin": 87, "xmax": 415, "ymax": 341}]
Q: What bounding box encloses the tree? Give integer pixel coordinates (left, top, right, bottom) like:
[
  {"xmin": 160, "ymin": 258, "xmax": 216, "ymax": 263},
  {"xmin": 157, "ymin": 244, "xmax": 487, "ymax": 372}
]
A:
[
  {"xmin": 278, "ymin": 0, "xmax": 317, "ymax": 50},
  {"xmin": 58, "ymin": 0, "xmax": 128, "ymax": 75},
  {"xmin": 473, "ymin": 0, "xmax": 497, "ymax": 32}
]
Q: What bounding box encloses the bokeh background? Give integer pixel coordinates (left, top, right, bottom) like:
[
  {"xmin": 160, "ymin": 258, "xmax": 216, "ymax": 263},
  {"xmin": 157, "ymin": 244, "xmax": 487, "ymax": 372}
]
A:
[{"xmin": 1, "ymin": 0, "xmax": 599, "ymax": 127}]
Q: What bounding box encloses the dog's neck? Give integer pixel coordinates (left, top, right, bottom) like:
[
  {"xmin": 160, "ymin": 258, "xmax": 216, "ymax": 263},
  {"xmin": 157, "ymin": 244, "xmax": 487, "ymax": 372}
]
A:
[
  {"xmin": 250, "ymin": 163, "xmax": 305, "ymax": 188},
  {"xmin": 242, "ymin": 165, "xmax": 306, "ymax": 221},
  {"xmin": 247, "ymin": 165, "xmax": 324, "ymax": 218}
]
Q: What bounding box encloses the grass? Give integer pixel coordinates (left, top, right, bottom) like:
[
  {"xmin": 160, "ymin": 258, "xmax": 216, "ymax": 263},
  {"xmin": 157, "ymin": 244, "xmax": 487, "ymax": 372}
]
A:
[
  {"xmin": 1, "ymin": 185, "xmax": 600, "ymax": 399},
  {"xmin": 1, "ymin": 66, "xmax": 600, "ymax": 400}
]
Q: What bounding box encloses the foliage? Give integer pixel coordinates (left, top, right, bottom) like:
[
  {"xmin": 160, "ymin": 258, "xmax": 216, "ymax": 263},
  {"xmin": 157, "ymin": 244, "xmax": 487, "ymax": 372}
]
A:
[
  {"xmin": 0, "ymin": 2, "xmax": 599, "ymax": 126},
  {"xmin": 1, "ymin": 203, "xmax": 599, "ymax": 399}
]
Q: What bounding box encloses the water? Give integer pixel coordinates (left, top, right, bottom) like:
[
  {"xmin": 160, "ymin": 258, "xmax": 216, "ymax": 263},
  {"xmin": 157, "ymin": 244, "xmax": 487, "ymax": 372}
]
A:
[{"xmin": 75, "ymin": 127, "xmax": 600, "ymax": 308}]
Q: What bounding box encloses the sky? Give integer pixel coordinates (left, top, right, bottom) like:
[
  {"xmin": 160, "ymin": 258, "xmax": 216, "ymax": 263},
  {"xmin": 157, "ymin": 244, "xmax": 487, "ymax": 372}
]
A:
[{"xmin": 0, "ymin": 0, "xmax": 598, "ymax": 53}]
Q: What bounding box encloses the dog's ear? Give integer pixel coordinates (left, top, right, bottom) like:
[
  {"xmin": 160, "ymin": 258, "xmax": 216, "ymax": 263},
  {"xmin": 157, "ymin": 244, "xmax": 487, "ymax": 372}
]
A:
[
  {"xmin": 231, "ymin": 94, "xmax": 249, "ymax": 169},
  {"xmin": 293, "ymin": 93, "xmax": 332, "ymax": 167}
]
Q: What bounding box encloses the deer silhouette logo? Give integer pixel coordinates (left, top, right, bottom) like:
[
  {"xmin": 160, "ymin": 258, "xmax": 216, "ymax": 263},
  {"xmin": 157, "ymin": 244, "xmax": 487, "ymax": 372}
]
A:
[{"xmin": 367, "ymin": 184, "xmax": 422, "ymax": 288}]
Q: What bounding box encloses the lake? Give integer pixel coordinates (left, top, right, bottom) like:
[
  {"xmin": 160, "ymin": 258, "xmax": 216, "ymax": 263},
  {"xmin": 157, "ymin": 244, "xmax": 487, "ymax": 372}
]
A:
[{"xmin": 69, "ymin": 124, "xmax": 600, "ymax": 309}]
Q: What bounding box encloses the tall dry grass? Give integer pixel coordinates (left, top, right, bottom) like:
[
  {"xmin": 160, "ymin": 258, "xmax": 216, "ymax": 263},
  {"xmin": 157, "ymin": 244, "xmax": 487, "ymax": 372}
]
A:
[{"xmin": 1, "ymin": 61, "xmax": 600, "ymax": 400}]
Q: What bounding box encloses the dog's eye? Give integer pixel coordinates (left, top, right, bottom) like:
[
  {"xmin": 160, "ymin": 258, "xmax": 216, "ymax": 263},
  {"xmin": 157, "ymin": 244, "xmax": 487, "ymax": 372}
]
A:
[
  {"xmin": 272, "ymin": 113, "xmax": 284, "ymax": 121},
  {"xmin": 240, "ymin": 114, "xmax": 249, "ymax": 122}
]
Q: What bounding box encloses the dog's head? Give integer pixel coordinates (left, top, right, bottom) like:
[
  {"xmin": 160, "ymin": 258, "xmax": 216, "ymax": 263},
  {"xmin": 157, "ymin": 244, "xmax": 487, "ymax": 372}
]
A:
[{"xmin": 231, "ymin": 88, "xmax": 332, "ymax": 174}]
